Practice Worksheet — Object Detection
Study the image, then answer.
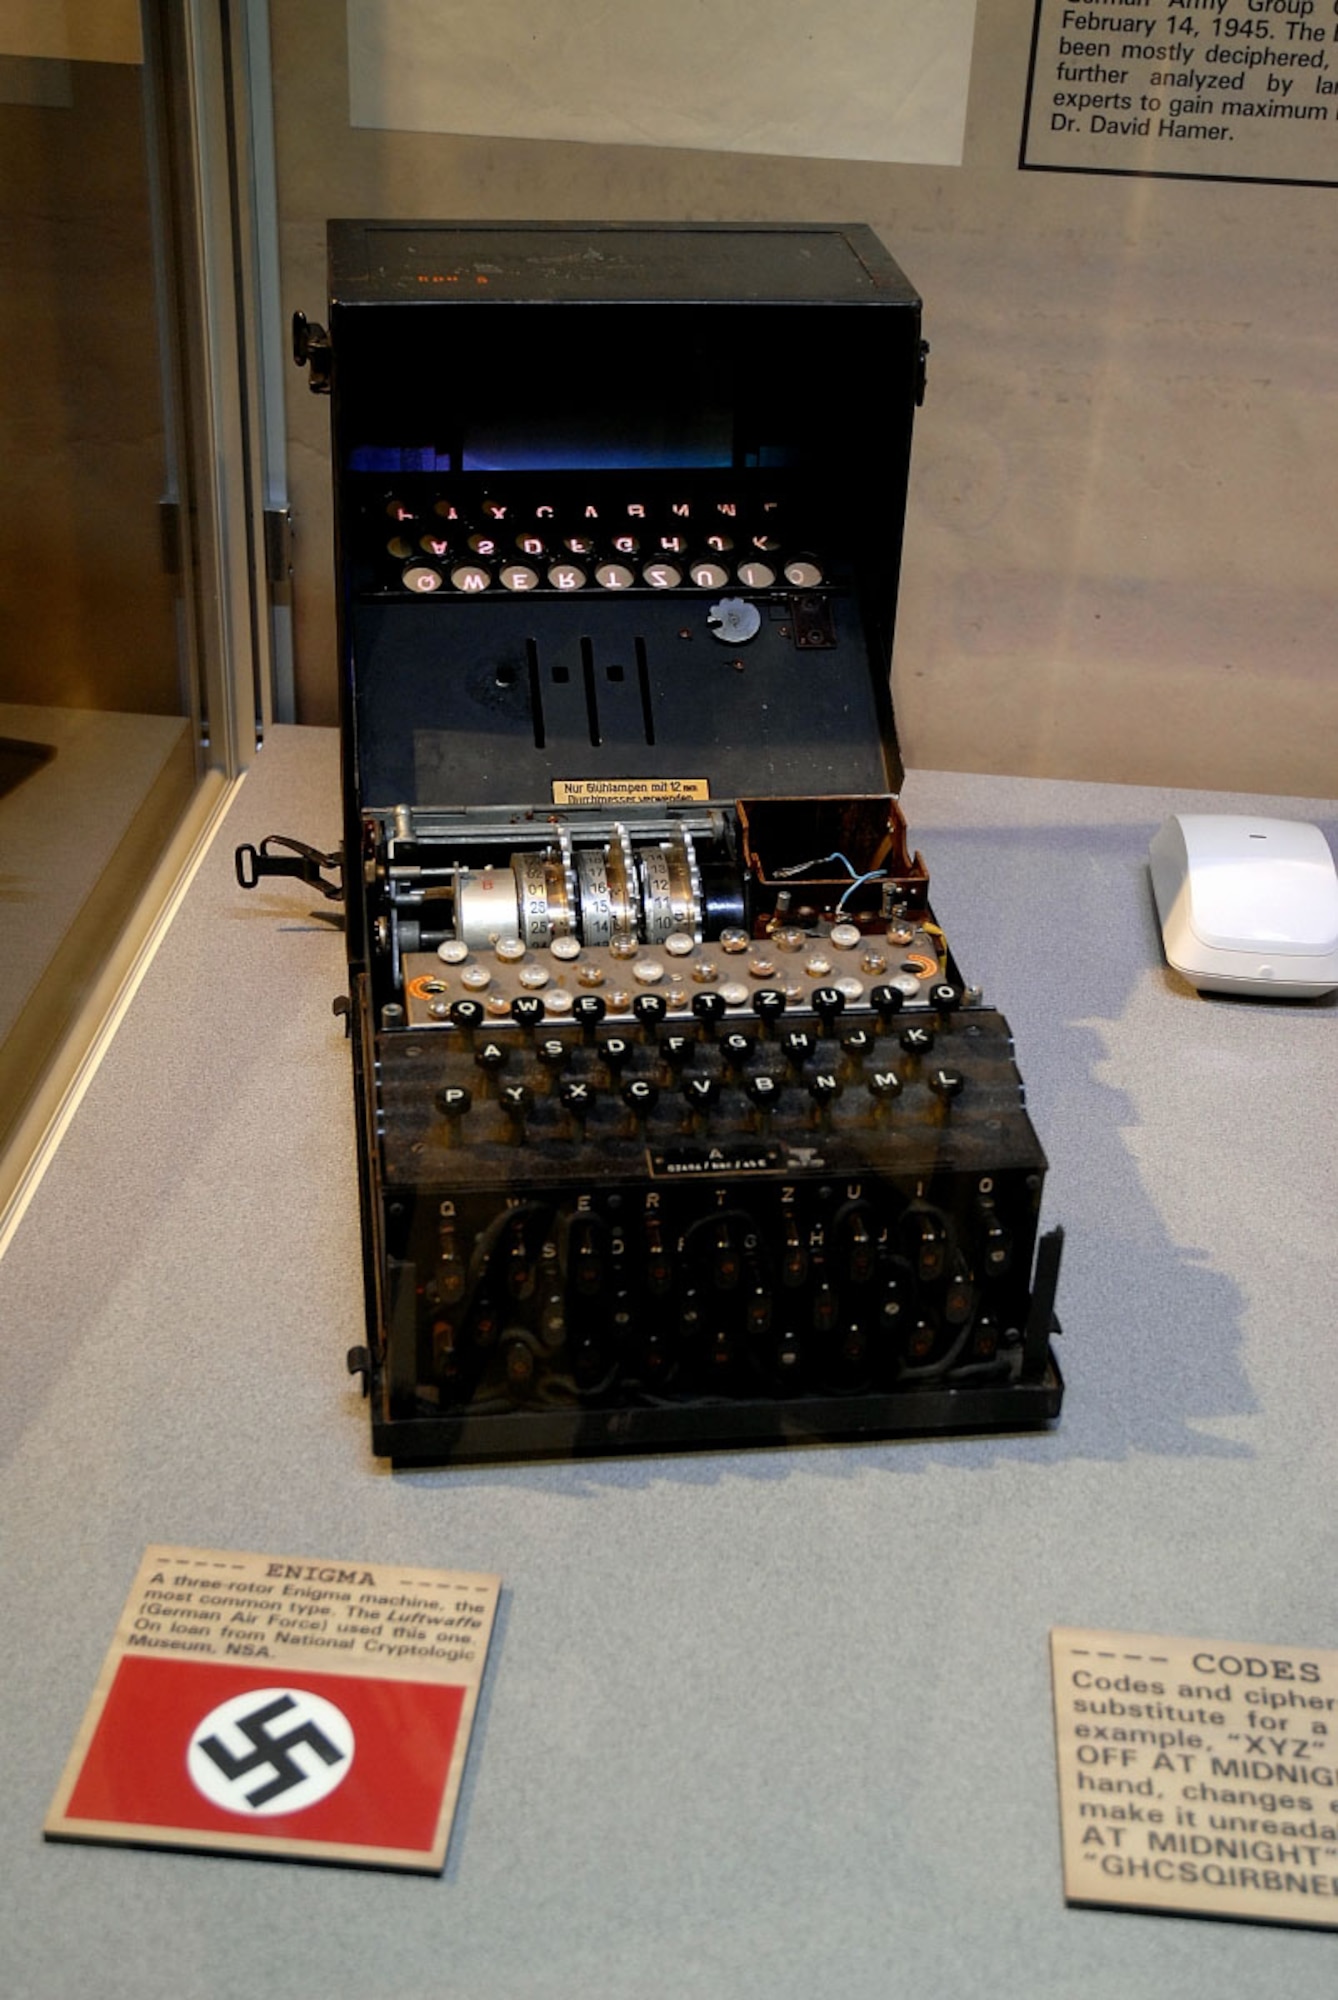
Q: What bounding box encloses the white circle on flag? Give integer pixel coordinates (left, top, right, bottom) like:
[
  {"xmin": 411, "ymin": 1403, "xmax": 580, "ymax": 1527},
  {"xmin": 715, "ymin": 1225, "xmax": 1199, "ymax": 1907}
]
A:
[{"xmin": 187, "ymin": 1686, "xmax": 355, "ymax": 1816}]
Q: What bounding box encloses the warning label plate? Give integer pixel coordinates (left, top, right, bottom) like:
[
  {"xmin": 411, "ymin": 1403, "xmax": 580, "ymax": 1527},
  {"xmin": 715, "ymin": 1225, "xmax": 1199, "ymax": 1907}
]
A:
[{"xmin": 552, "ymin": 777, "xmax": 710, "ymax": 805}]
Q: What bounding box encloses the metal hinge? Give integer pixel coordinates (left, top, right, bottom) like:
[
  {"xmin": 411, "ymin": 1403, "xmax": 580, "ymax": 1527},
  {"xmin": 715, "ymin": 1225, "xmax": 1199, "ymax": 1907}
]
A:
[
  {"xmin": 159, "ymin": 499, "xmax": 182, "ymax": 576},
  {"xmin": 263, "ymin": 507, "xmax": 293, "ymax": 585},
  {"xmin": 788, "ymin": 593, "xmax": 835, "ymax": 649}
]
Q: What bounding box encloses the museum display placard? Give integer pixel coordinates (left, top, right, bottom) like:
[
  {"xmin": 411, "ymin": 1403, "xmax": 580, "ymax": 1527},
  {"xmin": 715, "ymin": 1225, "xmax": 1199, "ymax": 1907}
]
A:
[
  {"xmin": 1052, "ymin": 1626, "xmax": 1338, "ymax": 1928},
  {"xmin": 1023, "ymin": 0, "xmax": 1338, "ymax": 184},
  {"xmin": 45, "ymin": 1546, "xmax": 501, "ymax": 1873}
]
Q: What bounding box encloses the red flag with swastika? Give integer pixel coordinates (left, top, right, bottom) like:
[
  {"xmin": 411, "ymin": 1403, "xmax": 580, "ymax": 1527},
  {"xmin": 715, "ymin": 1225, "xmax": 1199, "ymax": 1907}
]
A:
[{"xmin": 61, "ymin": 1656, "xmax": 467, "ymax": 1862}]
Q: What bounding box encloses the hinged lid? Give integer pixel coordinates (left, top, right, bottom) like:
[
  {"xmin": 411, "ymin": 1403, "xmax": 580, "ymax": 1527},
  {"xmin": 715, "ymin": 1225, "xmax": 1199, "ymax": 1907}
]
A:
[{"xmin": 322, "ymin": 222, "xmax": 923, "ymax": 818}]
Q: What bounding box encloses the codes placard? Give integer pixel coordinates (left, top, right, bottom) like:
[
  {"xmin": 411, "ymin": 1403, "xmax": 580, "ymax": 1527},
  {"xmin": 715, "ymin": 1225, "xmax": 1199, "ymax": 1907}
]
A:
[{"xmin": 1052, "ymin": 1626, "xmax": 1338, "ymax": 1927}]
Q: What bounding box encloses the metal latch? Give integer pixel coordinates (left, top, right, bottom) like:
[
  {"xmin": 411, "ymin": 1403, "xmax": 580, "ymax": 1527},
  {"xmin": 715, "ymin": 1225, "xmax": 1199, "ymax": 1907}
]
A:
[
  {"xmin": 292, "ymin": 311, "xmax": 332, "ymax": 394},
  {"xmin": 235, "ymin": 835, "xmax": 344, "ymax": 900}
]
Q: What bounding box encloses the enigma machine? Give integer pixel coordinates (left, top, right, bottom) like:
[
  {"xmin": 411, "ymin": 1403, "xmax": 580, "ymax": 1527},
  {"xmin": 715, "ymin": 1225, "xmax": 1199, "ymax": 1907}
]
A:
[{"xmin": 240, "ymin": 221, "xmax": 1063, "ymax": 1465}]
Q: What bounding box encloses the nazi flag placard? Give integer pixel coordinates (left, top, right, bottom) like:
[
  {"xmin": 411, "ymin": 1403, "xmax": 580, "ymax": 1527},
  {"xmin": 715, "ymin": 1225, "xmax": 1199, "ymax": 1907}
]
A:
[
  {"xmin": 54, "ymin": 1656, "xmax": 467, "ymax": 1864},
  {"xmin": 45, "ymin": 1546, "xmax": 500, "ymax": 1872}
]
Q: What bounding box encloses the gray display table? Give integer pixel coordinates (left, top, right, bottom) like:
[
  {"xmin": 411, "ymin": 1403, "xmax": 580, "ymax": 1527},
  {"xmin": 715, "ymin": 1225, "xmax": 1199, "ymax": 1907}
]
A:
[{"xmin": 2, "ymin": 726, "xmax": 1336, "ymax": 1998}]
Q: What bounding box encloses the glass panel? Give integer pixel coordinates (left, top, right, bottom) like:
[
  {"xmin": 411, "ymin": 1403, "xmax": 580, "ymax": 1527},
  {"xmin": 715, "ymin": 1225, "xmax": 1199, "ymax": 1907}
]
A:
[{"xmin": 0, "ymin": 40, "xmax": 203, "ymax": 1158}]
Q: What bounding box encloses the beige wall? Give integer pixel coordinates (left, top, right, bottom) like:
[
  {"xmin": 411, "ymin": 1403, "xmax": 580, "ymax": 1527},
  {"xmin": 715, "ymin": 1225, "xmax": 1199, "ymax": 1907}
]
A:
[
  {"xmin": 271, "ymin": 0, "xmax": 1337, "ymax": 796},
  {"xmin": 0, "ymin": 60, "xmax": 179, "ymax": 715}
]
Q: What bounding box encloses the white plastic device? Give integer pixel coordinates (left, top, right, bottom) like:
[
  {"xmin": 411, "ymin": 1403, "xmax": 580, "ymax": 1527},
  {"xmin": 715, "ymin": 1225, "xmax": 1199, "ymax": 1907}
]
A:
[{"xmin": 1148, "ymin": 814, "xmax": 1338, "ymax": 999}]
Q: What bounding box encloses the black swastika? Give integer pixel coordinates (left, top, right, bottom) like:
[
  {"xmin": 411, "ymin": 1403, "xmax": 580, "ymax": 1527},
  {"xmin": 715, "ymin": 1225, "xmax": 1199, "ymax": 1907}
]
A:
[{"xmin": 196, "ymin": 1694, "xmax": 347, "ymax": 1808}]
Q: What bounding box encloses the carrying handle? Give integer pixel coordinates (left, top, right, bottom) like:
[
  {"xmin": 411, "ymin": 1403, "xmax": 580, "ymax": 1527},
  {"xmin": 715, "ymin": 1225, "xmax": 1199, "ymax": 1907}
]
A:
[{"xmin": 234, "ymin": 835, "xmax": 344, "ymax": 901}]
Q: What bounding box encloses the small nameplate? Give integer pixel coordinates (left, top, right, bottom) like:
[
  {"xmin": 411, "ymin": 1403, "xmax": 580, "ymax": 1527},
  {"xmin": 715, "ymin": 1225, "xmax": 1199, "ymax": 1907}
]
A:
[
  {"xmin": 1052, "ymin": 1625, "xmax": 1338, "ymax": 1930},
  {"xmin": 651, "ymin": 1143, "xmax": 781, "ymax": 1177},
  {"xmin": 552, "ymin": 777, "xmax": 710, "ymax": 805}
]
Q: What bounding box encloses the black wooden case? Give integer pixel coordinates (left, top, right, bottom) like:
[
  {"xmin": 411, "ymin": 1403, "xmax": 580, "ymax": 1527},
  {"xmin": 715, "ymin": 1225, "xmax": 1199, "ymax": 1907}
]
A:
[{"xmin": 264, "ymin": 222, "xmax": 1063, "ymax": 1464}]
